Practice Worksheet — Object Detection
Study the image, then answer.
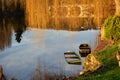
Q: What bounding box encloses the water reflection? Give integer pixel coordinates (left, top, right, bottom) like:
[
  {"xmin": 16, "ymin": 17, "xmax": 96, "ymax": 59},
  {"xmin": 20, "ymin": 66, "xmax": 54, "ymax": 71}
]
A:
[
  {"xmin": 0, "ymin": 29, "xmax": 100, "ymax": 80},
  {"xmin": 0, "ymin": 17, "xmax": 97, "ymax": 51},
  {"xmin": 0, "ymin": 0, "xmax": 113, "ymax": 79},
  {"xmin": 0, "ymin": 19, "xmax": 12, "ymax": 51},
  {"xmin": 0, "ymin": 17, "xmax": 26, "ymax": 51},
  {"xmin": 0, "ymin": 9, "xmax": 100, "ymax": 79},
  {"xmin": 13, "ymin": 18, "xmax": 27, "ymax": 43},
  {"xmin": 0, "ymin": 0, "xmax": 26, "ymax": 50}
]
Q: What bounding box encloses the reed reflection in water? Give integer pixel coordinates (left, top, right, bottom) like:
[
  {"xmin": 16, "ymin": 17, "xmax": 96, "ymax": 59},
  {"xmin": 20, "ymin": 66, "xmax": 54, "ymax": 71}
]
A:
[
  {"xmin": 0, "ymin": 27, "xmax": 100, "ymax": 80},
  {"xmin": 0, "ymin": 0, "xmax": 101, "ymax": 80},
  {"xmin": 0, "ymin": 0, "xmax": 116, "ymax": 30},
  {"xmin": 25, "ymin": 0, "xmax": 96, "ymax": 29},
  {"xmin": 0, "ymin": 17, "xmax": 27, "ymax": 51}
]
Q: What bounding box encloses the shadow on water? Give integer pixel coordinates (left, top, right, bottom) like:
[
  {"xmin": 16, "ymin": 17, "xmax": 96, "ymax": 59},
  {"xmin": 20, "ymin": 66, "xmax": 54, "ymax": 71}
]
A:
[
  {"xmin": 0, "ymin": 0, "xmax": 27, "ymax": 51},
  {"xmin": 0, "ymin": 10, "xmax": 26, "ymax": 51},
  {"xmin": 0, "ymin": 18, "xmax": 27, "ymax": 51},
  {"xmin": 0, "ymin": 0, "xmax": 25, "ymax": 19}
]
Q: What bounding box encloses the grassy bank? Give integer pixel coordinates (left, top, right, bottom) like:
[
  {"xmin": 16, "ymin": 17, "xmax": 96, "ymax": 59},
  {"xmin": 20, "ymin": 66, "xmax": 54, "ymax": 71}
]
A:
[{"xmin": 77, "ymin": 40, "xmax": 120, "ymax": 80}]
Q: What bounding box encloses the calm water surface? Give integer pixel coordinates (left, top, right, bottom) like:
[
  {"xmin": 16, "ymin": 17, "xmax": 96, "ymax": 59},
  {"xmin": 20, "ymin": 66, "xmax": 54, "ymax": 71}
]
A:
[{"xmin": 0, "ymin": 28, "xmax": 100, "ymax": 80}]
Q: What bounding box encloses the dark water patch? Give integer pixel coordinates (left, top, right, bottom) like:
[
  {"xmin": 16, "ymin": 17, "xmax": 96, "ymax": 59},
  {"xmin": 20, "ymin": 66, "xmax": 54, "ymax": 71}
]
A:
[
  {"xmin": 0, "ymin": 17, "xmax": 27, "ymax": 51},
  {"xmin": 0, "ymin": 0, "xmax": 25, "ymax": 19}
]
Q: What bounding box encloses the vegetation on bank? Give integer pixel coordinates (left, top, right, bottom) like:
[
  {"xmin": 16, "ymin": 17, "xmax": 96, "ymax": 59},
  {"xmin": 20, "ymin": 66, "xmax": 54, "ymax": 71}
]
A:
[
  {"xmin": 77, "ymin": 15, "xmax": 120, "ymax": 80},
  {"xmin": 77, "ymin": 40, "xmax": 120, "ymax": 80},
  {"xmin": 104, "ymin": 15, "xmax": 120, "ymax": 41}
]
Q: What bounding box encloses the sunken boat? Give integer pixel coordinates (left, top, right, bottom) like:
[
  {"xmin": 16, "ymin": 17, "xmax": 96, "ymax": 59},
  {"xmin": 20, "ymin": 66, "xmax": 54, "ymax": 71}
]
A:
[{"xmin": 64, "ymin": 51, "xmax": 81, "ymax": 65}]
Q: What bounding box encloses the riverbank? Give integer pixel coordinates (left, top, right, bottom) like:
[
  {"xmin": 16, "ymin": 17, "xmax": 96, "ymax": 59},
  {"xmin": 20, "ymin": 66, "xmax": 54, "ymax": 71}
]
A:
[{"xmin": 77, "ymin": 39, "xmax": 120, "ymax": 80}]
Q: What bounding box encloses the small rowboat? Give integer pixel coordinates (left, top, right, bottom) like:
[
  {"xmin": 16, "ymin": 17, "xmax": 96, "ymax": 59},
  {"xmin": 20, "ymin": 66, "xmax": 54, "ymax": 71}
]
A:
[
  {"xmin": 64, "ymin": 51, "xmax": 81, "ymax": 65},
  {"xmin": 79, "ymin": 44, "xmax": 91, "ymax": 57}
]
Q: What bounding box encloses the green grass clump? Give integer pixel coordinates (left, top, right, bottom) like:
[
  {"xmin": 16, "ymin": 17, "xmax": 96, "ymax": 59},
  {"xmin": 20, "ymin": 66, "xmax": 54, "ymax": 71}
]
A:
[
  {"xmin": 104, "ymin": 15, "xmax": 120, "ymax": 41},
  {"xmin": 77, "ymin": 41, "xmax": 120, "ymax": 80}
]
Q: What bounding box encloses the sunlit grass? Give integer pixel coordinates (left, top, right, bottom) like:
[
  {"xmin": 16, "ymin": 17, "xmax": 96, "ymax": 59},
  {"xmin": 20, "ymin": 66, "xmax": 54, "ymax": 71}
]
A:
[{"xmin": 77, "ymin": 40, "xmax": 120, "ymax": 80}]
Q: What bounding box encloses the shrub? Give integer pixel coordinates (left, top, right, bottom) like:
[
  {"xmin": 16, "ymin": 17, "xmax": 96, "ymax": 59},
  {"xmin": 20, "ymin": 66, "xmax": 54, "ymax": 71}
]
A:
[{"xmin": 104, "ymin": 15, "xmax": 120, "ymax": 41}]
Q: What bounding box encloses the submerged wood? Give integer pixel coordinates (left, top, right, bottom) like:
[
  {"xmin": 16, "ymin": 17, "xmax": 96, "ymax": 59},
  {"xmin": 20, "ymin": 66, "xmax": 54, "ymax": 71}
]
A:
[{"xmin": 0, "ymin": 65, "xmax": 6, "ymax": 80}]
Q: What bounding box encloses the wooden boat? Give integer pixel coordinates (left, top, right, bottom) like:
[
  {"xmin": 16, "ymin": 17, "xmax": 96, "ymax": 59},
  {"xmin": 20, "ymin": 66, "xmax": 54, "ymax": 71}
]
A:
[
  {"xmin": 64, "ymin": 51, "xmax": 81, "ymax": 65},
  {"xmin": 79, "ymin": 44, "xmax": 91, "ymax": 57}
]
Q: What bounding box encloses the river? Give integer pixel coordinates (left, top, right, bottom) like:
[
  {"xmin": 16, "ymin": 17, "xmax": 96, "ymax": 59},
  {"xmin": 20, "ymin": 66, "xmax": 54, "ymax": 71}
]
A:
[{"xmin": 0, "ymin": 25, "xmax": 100, "ymax": 79}]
